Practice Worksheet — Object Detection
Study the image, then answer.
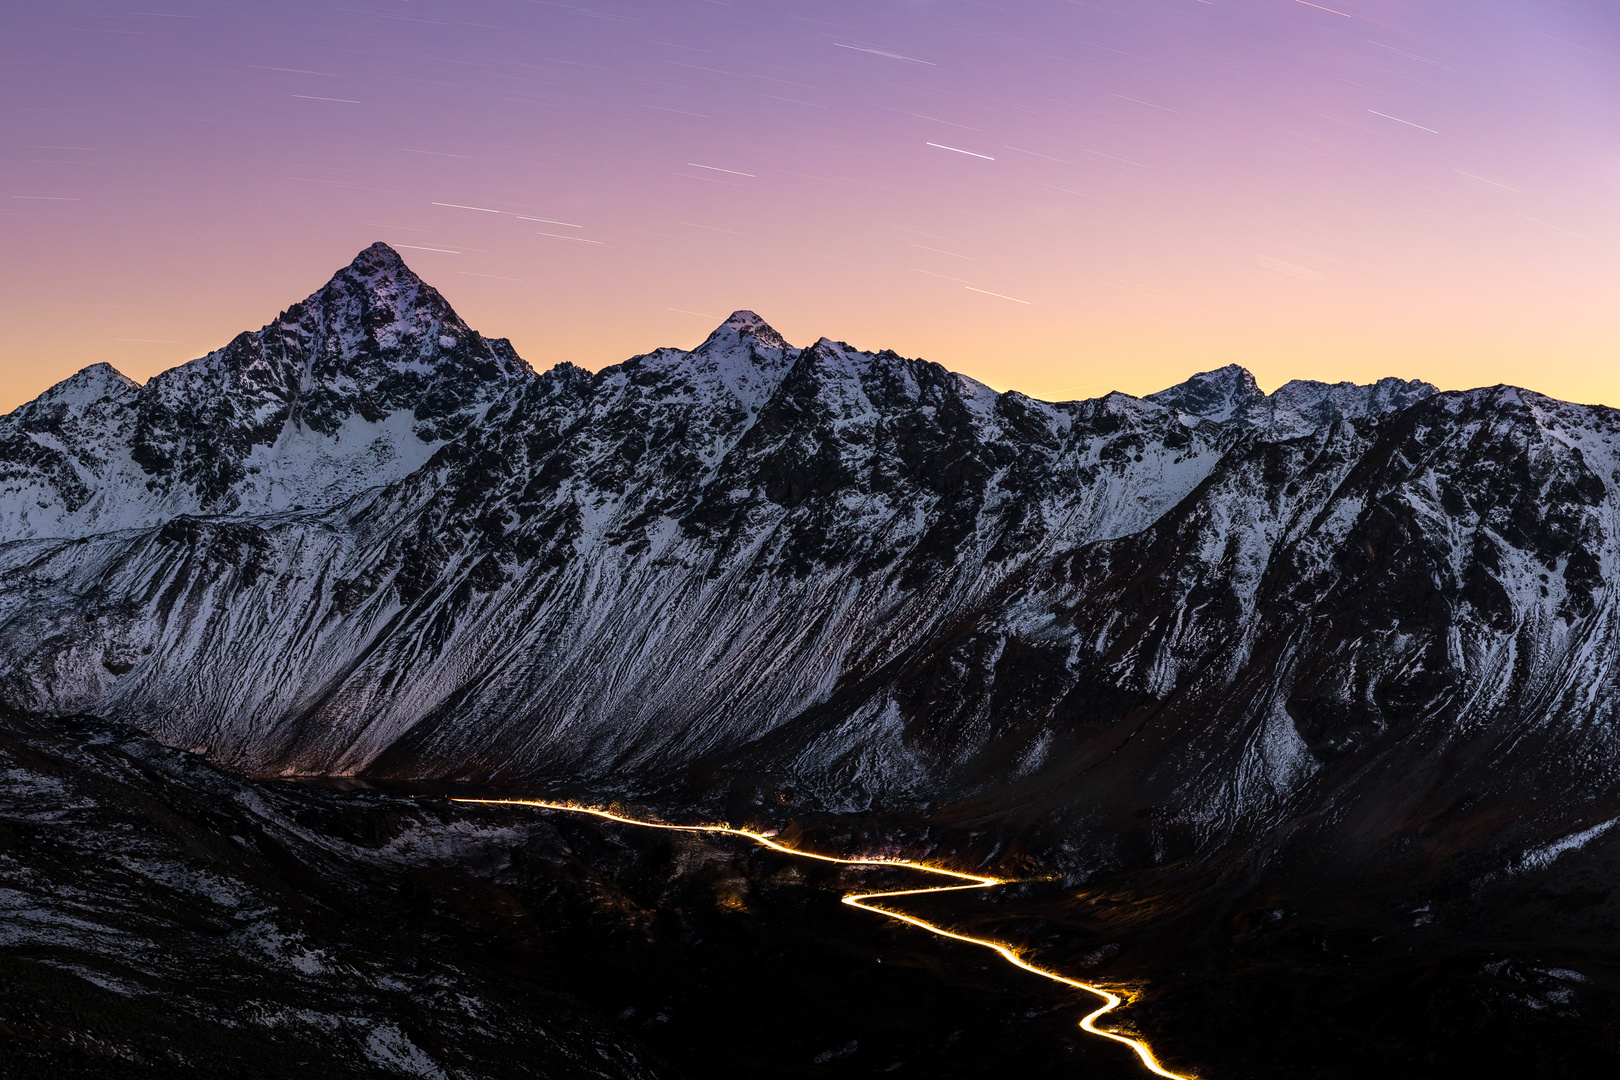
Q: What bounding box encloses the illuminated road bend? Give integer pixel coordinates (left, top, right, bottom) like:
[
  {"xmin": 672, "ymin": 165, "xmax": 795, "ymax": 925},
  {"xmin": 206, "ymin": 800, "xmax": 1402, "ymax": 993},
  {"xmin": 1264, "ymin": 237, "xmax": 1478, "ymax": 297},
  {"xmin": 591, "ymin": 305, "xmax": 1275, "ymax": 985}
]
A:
[{"xmin": 451, "ymin": 798, "xmax": 1194, "ymax": 1080}]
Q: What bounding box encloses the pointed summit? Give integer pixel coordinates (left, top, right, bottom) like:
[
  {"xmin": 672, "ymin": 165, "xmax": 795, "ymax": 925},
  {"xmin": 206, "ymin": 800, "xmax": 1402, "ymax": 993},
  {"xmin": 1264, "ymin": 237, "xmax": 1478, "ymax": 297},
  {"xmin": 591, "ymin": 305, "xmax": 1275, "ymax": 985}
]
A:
[
  {"xmin": 314, "ymin": 241, "xmax": 441, "ymax": 320},
  {"xmin": 0, "ymin": 241, "xmax": 538, "ymax": 533},
  {"xmin": 154, "ymin": 241, "xmax": 535, "ymax": 440},
  {"xmin": 1147, "ymin": 364, "xmax": 1266, "ymax": 423},
  {"xmin": 697, "ymin": 310, "xmax": 790, "ymax": 352},
  {"xmin": 339, "ymin": 241, "xmax": 416, "ymax": 284},
  {"xmin": 358, "ymin": 239, "xmax": 407, "ymax": 263}
]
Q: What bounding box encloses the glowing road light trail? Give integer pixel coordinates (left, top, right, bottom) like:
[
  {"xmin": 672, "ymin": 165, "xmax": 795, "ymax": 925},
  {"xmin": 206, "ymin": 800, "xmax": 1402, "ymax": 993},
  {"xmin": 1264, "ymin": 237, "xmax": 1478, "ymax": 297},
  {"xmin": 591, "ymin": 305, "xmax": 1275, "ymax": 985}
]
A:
[{"xmin": 452, "ymin": 798, "xmax": 1194, "ymax": 1080}]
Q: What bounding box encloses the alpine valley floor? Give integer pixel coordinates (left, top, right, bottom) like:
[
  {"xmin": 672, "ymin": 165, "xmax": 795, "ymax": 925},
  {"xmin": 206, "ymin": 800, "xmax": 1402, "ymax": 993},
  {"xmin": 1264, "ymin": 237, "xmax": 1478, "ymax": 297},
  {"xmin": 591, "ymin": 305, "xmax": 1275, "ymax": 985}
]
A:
[{"xmin": 3, "ymin": 708, "xmax": 1616, "ymax": 1079}]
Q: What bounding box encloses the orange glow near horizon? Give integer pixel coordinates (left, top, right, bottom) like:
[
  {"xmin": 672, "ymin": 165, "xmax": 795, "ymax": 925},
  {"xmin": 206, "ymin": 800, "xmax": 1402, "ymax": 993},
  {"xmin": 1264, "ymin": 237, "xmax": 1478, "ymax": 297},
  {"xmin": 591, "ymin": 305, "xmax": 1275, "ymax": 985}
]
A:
[
  {"xmin": 453, "ymin": 797, "xmax": 1196, "ymax": 1080},
  {"xmin": 3, "ymin": 2, "xmax": 1617, "ymax": 415},
  {"xmin": 5, "ymin": 228, "xmax": 1616, "ymax": 414}
]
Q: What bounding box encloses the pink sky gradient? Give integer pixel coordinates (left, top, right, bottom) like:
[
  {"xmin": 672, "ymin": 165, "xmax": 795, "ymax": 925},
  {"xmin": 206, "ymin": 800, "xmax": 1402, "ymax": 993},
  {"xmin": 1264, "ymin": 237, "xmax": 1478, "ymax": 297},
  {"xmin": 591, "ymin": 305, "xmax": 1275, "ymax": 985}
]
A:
[{"xmin": 2, "ymin": 0, "xmax": 1616, "ymax": 412}]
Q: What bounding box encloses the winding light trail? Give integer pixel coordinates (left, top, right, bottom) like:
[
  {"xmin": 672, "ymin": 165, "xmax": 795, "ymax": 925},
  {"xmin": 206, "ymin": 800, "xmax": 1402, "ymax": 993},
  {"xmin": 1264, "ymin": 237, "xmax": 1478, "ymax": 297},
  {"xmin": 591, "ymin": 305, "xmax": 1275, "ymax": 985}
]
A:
[{"xmin": 452, "ymin": 798, "xmax": 1194, "ymax": 1079}]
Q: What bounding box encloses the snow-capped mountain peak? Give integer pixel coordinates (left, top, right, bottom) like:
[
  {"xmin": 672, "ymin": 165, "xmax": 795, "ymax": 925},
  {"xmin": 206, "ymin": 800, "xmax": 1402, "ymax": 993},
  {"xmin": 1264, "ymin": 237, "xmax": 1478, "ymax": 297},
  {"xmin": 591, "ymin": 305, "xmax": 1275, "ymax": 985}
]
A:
[
  {"xmin": 634, "ymin": 310, "xmax": 799, "ymax": 414},
  {"xmin": 1146, "ymin": 363, "xmax": 1267, "ymax": 422},
  {"xmin": 707, "ymin": 309, "xmax": 789, "ymax": 349},
  {"xmin": 1145, "ymin": 364, "xmax": 1438, "ymax": 437},
  {"xmin": 0, "ymin": 243, "xmax": 535, "ymax": 540},
  {"xmin": 11, "ymin": 362, "xmax": 140, "ymax": 419}
]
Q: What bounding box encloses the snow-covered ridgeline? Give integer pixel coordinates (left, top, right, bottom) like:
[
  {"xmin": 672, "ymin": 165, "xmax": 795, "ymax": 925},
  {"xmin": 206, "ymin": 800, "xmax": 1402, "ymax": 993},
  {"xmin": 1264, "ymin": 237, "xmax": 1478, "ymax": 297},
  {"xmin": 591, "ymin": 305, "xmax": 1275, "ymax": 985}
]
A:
[
  {"xmin": 0, "ymin": 243, "xmax": 531, "ymax": 540},
  {"xmin": 8, "ymin": 244, "xmax": 1620, "ymax": 870}
]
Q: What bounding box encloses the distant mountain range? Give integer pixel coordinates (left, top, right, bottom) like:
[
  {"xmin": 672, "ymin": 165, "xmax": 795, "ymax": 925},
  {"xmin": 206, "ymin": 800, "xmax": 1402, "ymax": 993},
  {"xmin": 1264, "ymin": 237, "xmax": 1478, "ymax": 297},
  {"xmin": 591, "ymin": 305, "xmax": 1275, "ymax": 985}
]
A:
[{"xmin": 4, "ymin": 242, "xmax": 1618, "ymax": 888}]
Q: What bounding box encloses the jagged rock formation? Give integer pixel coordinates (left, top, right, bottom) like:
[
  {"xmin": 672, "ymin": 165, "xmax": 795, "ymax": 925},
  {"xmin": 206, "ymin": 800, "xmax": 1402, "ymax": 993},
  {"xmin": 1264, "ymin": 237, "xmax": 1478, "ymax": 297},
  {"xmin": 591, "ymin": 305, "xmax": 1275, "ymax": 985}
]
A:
[
  {"xmin": 2, "ymin": 244, "xmax": 1617, "ymax": 872},
  {"xmin": 0, "ymin": 243, "xmax": 530, "ymax": 539}
]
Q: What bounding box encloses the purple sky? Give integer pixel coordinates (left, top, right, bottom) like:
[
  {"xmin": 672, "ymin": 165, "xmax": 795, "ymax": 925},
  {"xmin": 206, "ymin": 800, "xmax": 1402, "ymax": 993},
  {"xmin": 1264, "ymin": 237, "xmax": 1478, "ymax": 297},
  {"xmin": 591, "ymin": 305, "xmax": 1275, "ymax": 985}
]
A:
[{"xmin": 3, "ymin": 0, "xmax": 1617, "ymax": 410}]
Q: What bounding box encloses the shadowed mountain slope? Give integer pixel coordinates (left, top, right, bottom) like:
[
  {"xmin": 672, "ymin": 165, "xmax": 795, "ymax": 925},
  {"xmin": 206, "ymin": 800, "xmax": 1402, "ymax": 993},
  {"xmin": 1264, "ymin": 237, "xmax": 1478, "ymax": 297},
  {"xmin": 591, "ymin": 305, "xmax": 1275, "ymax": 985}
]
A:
[{"xmin": 4, "ymin": 245, "xmax": 1617, "ymax": 885}]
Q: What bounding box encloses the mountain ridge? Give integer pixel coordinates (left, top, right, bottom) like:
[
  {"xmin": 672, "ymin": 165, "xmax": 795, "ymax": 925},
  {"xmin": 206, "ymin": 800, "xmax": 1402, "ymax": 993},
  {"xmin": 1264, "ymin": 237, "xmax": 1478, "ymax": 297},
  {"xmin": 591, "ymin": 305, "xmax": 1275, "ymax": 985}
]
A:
[
  {"xmin": 2, "ymin": 244, "xmax": 1615, "ymax": 894},
  {"xmin": 1, "ymin": 243, "xmax": 1440, "ymax": 548},
  {"xmin": 0, "ymin": 243, "xmax": 532, "ymax": 540}
]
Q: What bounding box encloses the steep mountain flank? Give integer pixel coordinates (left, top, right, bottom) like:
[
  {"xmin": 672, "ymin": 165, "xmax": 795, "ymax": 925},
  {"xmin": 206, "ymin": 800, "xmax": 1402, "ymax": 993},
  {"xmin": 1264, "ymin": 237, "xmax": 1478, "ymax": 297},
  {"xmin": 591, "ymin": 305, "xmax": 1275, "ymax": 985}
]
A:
[
  {"xmin": 9, "ymin": 245, "xmax": 1620, "ymax": 1080},
  {"xmin": 5, "ymin": 244, "xmax": 1618, "ymax": 873}
]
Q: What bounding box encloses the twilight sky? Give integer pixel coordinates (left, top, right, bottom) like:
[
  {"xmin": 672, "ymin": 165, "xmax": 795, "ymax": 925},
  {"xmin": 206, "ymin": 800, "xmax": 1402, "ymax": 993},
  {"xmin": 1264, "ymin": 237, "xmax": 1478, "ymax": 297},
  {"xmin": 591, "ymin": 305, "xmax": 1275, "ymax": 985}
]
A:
[{"xmin": 2, "ymin": 0, "xmax": 1616, "ymax": 412}]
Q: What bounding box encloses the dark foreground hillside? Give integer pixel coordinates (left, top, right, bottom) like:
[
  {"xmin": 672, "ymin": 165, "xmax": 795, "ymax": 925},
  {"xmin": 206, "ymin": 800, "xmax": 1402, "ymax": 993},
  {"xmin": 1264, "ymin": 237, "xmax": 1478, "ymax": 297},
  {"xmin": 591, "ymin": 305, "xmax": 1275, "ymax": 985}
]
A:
[
  {"xmin": 0, "ymin": 707, "xmax": 674, "ymax": 1080},
  {"xmin": 3, "ymin": 707, "xmax": 1616, "ymax": 1079},
  {"xmin": 0, "ymin": 706, "xmax": 1138, "ymax": 1080}
]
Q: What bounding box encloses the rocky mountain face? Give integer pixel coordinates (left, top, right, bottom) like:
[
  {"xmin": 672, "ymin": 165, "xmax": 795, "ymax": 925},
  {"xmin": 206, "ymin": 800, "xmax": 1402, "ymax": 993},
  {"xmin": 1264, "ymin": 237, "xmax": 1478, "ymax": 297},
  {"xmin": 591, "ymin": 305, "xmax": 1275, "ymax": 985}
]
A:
[
  {"xmin": 8, "ymin": 244, "xmax": 1620, "ymax": 1078},
  {"xmin": 0, "ymin": 243, "xmax": 530, "ymax": 540},
  {"xmin": 2, "ymin": 244, "xmax": 1617, "ymax": 877}
]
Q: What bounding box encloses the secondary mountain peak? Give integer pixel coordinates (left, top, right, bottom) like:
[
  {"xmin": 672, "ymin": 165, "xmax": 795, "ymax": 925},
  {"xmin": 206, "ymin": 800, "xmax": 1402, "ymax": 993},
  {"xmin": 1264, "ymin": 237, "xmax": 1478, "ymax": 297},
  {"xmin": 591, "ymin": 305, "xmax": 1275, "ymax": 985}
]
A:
[
  {"xmin": 1147, "ymin": 364, "xmax": 1438, "ymax": 436},
  {"xmin": 9, "ymin": 362, "xmax": 139, "ymax": 423},
  {"xmin": 648, "ymin": 310, "xmax": 796, "ymax": 413},
  {"xmin": 1147, "ymin": 363, "xmax": 1266, "ymax": 422},
  {"xmin": 721, "ymin": 308, "xmax": 774, "ymax": 329}
]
